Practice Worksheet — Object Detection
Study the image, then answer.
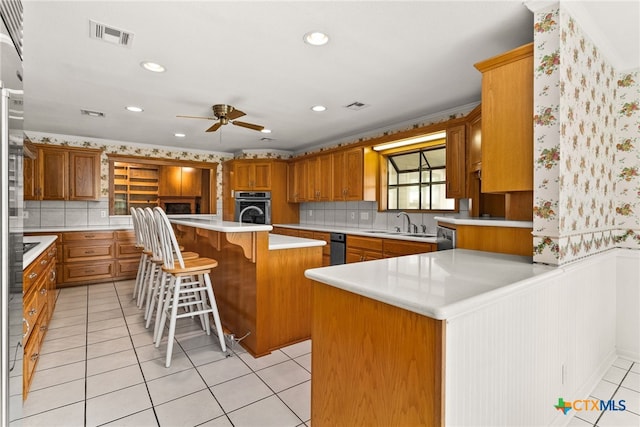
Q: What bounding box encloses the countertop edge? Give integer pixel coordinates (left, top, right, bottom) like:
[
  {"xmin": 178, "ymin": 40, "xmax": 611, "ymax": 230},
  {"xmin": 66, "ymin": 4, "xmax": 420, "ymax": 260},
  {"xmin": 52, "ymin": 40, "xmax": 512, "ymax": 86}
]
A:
[
  {"xmin": 23, "ymin": 235, "xmax": 59, "ymax": 269},
  {"xmin": 273, "ymin": 223, "xmax": 439, "ymax": 243},
  {"xmin": 434, "ymin": 216, "xmax": 533, "ymax": 228}
]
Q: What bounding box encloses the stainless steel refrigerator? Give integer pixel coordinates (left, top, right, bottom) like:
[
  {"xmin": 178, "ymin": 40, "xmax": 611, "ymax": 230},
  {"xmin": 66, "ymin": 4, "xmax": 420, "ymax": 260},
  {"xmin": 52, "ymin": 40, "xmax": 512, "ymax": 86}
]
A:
[{"xmin": 1, "ymin": 0, "xmax": 23, "ymax": 424}]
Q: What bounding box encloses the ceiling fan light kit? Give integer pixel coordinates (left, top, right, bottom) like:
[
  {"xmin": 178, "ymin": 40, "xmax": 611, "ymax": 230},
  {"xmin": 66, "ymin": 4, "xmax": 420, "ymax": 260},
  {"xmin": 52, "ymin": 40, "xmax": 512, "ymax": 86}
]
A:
[{"xmin": 177, "ymin": 104, "xmax": 264, "ymax": 133}]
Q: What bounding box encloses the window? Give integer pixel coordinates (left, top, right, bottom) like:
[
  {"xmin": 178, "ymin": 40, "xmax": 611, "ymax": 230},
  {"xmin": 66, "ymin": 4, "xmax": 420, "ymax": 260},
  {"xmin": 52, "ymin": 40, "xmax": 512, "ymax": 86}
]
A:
[{"xmin": 386, "ymin": 145, "xmax": 455, "ymax": 211}]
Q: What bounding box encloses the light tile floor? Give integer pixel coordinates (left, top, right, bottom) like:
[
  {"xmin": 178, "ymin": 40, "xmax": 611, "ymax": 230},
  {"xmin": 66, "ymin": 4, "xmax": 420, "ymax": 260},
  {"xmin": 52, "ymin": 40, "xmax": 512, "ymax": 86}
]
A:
[
  {"xmin": 568, "ymin": 358, "xmax": 640, "ymax": 427},
  {"xmin": 11, "ymin": 279, "xmax": 311, "ymax": 427},
  {"xmin": 9, "ymin": 279, "xmax": 639, "ymax": 426}
]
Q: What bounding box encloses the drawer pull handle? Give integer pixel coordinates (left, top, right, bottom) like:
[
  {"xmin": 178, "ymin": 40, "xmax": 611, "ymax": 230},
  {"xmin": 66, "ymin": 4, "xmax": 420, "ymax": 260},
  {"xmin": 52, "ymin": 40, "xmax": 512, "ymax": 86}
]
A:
[
  {"xmin": 28, "ymin": 272, "xmax": 38, "ymax": 280},
  {"xmin": 84, "ymin": 250, "xmax": 95, "ymax": 254},
  {"xmin": 30, "ymin": 353, "xmax": 39, "ymax": 361},
  {"xmin": 40, "ymin": 288, "xmax": 47, "ymax": 295},
  {"xmin": 85, "ymin": 270, "xmax": 95, "ymax": 274},
  {"xmin": 23, "ymin": 318, "xmax": 30, "ymax": 338},
  {"xmin": 84, "ymin": 234, "xmax": 95, "ymax": 238},
  {"xmin": 40, "ymin": 259, "xmax": 48, "ymax": 265},
  {"xmin": 40, "ymin": 325, "xmax": 47, "ymax": 332},
  {"xmin": 28, "ymin": 308, "xmax": 37, "ymax": 316}
]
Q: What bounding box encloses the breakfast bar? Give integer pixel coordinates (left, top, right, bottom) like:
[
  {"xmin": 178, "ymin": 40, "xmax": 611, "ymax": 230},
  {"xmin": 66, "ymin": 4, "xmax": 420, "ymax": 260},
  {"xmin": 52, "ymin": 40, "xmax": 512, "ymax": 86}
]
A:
[{"xmin": 169, "ymin": 217, "xmax": 325, "ymax": 357}]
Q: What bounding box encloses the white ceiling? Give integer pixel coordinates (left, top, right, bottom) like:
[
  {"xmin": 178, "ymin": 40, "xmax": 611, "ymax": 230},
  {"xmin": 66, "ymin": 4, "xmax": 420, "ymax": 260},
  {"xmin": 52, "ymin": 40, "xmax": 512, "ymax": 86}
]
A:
[{"xmin": 21, "ymin": 1, "xmax": 638, "ymax": 155}]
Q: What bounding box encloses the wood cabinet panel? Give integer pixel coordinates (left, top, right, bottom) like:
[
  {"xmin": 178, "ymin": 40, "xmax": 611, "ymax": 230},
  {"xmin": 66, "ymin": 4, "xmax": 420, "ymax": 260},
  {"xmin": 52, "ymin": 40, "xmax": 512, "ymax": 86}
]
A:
[
  {"xmin": 160, "ymin": 166, "xmax": 202, "ymax": 197},
  {"xmin": 446, "ymin": 124, "xmax": 466, "ymax": 199},
  {"xmin": 23, "ymin": 240, "xmax": 57, "ymax": 399},
  {"xmin": 26, "ymin": 144, "xmax": 102, "ymax": 201},
  {"xmin": 233, "ymin": 161, "xmax": 272, "ymax": 190},
  {"xmin": 311, "ymin": 282, "xmax": 444, "ymax": 426},
  {"xmin": 475, "ymin": 43, "xmax": 533, "ymax": 193},
  {"xmin": 307, "ymin": 154, "xmax": 332, "ymax": 201},
  {"xmin": 332, "ymin": 147, "xmax": 378, "ymax": 201},
  {"xmin": 63, "ymin": 261, "xmax": 115, "ymax": 283},
  {"xmin": 383, "ymin": 239, "xmax": 435, "ymax": 257},
  {"xmin": 69, "ymin": 150, "xmax": 101, "ymax": 200},
  {"xmin": 455, "ymin": 224, "xmax": 532, "ymax": 256},
  {"xmin": 346, "ymin": 235, "xmax": 383, "ymax": 263},
  {"xmin": 40, "ymin": 148, "xmax": 67, "ymax": 200},
  {"xmin": 62, "ymin": 231, "xmax": 115, "ymax": 242}
]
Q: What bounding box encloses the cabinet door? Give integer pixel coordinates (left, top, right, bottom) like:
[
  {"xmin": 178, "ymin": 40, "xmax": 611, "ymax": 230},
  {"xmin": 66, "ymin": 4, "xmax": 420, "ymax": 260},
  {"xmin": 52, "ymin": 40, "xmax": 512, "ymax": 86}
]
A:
[
  {"xmin": 24, "ymin": 155, "xmax": 40, "ymax": 200},
  {"xmin": 294, "ymin": 160, "xmax": 308, "ymax": 201},
  {"xmin": 316, "ymin": 154, "xmax": 332, "ymax": 201},
  {"xmin": 69, "ymin": 151, "xmax": 101, "ymax": 200},
  {"xmin": 467, "ymin": 111, "xmax": 482, "ymax": 172},
  {"xmin": 233, "ymin": 163, "xmax": 252, "ymax": 190},
  {"xmin": 180, "ymin": 167, "xmax": 202, "ymax": 196},
  {"xmin": 160, "ymin": 166, "xmax": 182, "ymax": 196},
  {"xmin": 476, "ymin": 43, "xmax": 533, "ymax": 193},
  {"xmin": 40, "ymin": 148, "xmax": 67, "ymax": 200},
  {"xmin": 252, "ymin": 162, "xmax": 271, "ymax": 190},
  {"xmin": 343, "ymin": 148, "xmax": 364, "ymax": 200},
  {"xmin": 445, "ymin": 124, "xmax": 466, "ymax": 199}
]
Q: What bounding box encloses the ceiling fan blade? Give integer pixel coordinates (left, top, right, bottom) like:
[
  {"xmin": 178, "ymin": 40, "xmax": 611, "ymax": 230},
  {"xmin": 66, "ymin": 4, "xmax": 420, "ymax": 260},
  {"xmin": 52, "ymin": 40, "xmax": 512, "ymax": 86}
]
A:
[
  {"xmin": 206, "ymin": 122, "xmax": 222, "ymax": 132},
  {"xmin": 232, "ymin": 121, "xmax": 264, "ymax": 132},
  {"xmin": 227, "ymin": 109, "xmax": 246, "ymax": 120},
  {"xmin": 177, "ymin": 115, "xmax": 216, "ymax": 120}
]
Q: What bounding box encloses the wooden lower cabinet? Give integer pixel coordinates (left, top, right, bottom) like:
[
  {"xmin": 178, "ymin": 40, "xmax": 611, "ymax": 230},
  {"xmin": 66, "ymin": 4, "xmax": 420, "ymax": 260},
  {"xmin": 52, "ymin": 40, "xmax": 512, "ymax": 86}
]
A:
[
  {"xmin": 311, "ymin": 282, "xmax": 444, "ymax": 426},
  {"xmin": 23, "ymin": 240, "xmax": 57, "ymax": 399},
  {"xmin": 449, "ymin": 224, "xmax": 533, "ymax": 256},
  {"xmin": 347, "ymin": 234, "xmax": 435, "ymax": 262},
  {"xmin": 26, "ymin": 229, "xmax": 140, "ymax": 287}
]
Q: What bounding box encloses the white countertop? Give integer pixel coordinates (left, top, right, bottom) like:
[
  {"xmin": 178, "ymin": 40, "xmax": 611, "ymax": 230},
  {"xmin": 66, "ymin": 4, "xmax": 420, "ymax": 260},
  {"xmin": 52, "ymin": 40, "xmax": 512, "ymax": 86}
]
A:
[
  {"xmin": 23, "ymin": 224, "xmax": 134, "ymax": 233},
  {"xmin": 23, "ymin": 235, "xmax": 58, "ymax": 269},
  {"xmin": 304, "ymin": 249, "xmax": 558, "ymax": 320},
  {"xmin": 169, "ymin": 217, "xmax": 273, "ymax": 233},
  {"xmin": 268, "ymin": 234, "xmax": 326, "ymax": 250},
  {"xmin": 434, "ymin": 216, "xmax": 533, "ymax": 228},
  {"xmin": 273, "ymin": 223, "xmax": 440, "ymax": 244}
]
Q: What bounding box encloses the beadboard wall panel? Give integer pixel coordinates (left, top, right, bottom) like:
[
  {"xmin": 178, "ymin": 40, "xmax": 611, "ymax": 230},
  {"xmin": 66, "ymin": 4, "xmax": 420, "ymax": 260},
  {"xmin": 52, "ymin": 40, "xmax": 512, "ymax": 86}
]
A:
[{"xmin": 445, "ymin": 250, "xmax": 623, "ymax": 426}]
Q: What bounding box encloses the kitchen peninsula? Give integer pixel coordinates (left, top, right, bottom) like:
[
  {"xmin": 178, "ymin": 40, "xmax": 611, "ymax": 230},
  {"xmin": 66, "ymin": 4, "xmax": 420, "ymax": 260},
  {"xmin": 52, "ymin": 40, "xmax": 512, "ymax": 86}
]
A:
[
  {"xmin": 305, "ymin": 249, "xmax": 558, "ymax": 426},
  {"xmin": 169, "ymin": 217, "xmax": 325, "ymax": 357}
]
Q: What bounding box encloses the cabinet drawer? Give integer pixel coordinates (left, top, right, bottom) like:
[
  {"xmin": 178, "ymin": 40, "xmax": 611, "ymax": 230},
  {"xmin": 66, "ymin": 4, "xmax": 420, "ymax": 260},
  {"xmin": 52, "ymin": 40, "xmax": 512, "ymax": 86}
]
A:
[
  {"xmin": 63, "ymin": 231, "xmax": 115, "ymax": 242},
  {"xmin": 23, "ymin": 289, "xmax": 38, "ymax": 344},
  {"xmin": 116, "ymin": 259, "xmax": 140, "ymax": 277},
  {"xmin": 115, "ymin": 230, "xmax": 135, "ymax": 240},
  {"xmin": 23, "ymin": 251, "xmax": 54, "ymax": 292},
  {"xmin": 23, "ymin": 312, "xmax": 45, "ymax": 396},
  {"xmin": 64, "ymin": 242, "xmax": 115, "ymax": 262},
  {"xmin": 383, "ymin": 239, "xmax": 435, "ymax": 257},
  {"xmin": 116, "ymin": 241, "xmax": 142, "ymax": 258},
  {"xmin": 347, "ymin": 235, "xmax": 383, "ymax": 251},
  {"xmin": 63, "ymin": 261, "xmax": 115, "ymax": 283}
]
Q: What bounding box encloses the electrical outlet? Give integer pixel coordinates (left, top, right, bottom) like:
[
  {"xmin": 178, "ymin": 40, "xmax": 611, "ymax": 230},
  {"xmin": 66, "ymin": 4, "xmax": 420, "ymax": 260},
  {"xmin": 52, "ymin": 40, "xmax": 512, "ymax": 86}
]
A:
[
  {"xmin": 309, "ymin": 210, "xmax": 313, "ymax": 217},
  {"xmin": 100, "ymin": 210, "xmax": 107, "ymax": 218},
  {"xmin": 350, "ymin": 212, "xmax": 355, "ymax": 220}
]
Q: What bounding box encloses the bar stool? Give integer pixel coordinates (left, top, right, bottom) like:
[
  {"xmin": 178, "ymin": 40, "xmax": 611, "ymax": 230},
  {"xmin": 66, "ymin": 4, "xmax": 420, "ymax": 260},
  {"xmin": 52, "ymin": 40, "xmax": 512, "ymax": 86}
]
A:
[
  {"xmin": 152, "ymin": 207, "xmax": 226, "ymax": 367},
  {"xmin": 132, "ymin": 207, "xmax": 152, "ymax": 305}
]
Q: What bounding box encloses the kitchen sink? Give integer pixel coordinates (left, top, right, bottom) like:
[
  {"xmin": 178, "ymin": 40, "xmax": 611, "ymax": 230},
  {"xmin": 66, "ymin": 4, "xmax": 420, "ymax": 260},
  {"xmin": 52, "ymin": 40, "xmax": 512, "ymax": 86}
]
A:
[{"xmin": 363, "ymin": 230, "xmax": 436, "ymax": 238}]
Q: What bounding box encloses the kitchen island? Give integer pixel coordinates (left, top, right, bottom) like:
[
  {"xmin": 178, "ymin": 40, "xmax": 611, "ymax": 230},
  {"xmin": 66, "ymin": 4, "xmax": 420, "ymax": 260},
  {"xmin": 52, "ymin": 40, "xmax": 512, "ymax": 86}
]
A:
[
  {"xmin": 170, "ymin": 217, "xmax": 325, "ymax": 357},
  {"xmin": 304, "ymin": 249, "xmax": 557, "ymax": 426}
]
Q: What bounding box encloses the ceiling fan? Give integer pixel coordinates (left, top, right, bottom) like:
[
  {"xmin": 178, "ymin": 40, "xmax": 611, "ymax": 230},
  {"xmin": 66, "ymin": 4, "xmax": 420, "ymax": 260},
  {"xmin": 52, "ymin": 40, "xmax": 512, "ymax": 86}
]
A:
[{"xmin": 177, "ymin": 104, "xmax": 264, "ymax": 133}]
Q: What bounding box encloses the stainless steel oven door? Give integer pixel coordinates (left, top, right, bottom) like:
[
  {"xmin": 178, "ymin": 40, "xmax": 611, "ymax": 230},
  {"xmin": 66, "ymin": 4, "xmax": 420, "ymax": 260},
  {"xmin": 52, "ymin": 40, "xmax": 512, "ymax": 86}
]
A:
[{"xmin": 234, "ymin": 199, "xmax": 271, "ymax": 224}]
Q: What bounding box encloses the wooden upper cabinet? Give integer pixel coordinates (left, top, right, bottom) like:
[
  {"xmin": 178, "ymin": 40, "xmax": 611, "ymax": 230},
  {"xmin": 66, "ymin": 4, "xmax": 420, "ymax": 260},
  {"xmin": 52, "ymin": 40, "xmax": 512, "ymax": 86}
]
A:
[
  {"xmin": 467, "ymin": 106, "xmax": 482, "ymax": 173},
  {"xmin": 69, "ymin": 150, "xmax": 101, "ymax": 200},
  {"xmin": 332, "ymin": 147, "xmax": 377, "ymax": 201},
  {"xmin": 307, "ymin": 154, "xmax": 332, "ymax": 201},
  {"xmin": 234, "ymin": 161, "xmax": 272, "ymax": 190},
  {"xmin": 159, "ymin": 166, "xmax": 201, "ymax": 197},
  {"xmin": 445, "ymin": 124, "xmax": 466, "ymax": 199},
  {"xmin": 287, "ymin": 160, "xmax": 308, "ymax": 202},
  {"xmin": 474, "ymin": 43, "xmax": 533, "ymax": 193},
  {"xmin": 40, "ymin": 148, "xmax": 68, "ymax": 200},
  {"xmin": 24, "ymin": 144, "xmax": 102, "ymax": 201}
]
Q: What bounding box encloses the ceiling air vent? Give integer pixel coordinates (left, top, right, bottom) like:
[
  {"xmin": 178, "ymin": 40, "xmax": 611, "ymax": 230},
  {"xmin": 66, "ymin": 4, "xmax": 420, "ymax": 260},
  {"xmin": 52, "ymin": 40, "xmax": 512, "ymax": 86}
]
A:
[
  {"xmin": 344, "ymin": 101, "xmax": 369, "ymax": 111},
  {"xmin": 260, "ymin": 137, "xmax": 275, "ymax": 142},
  {"xmin": 81, "ymin": 109, "xmax": 105, "ymax": 118},
  {"xmin": 89, "ymin": 20, "xmax": 134, "ymax": 47}
]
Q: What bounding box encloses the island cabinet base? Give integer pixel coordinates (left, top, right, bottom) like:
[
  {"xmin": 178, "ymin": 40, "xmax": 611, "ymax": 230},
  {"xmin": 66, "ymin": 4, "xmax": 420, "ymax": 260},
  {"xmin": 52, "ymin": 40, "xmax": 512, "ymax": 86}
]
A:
[
  {"xmin": 311, "ymin": 282, "xmax": 445, "ymax": 427},
  {"xmin": 177, "ymin": 226, "xmax": 322, "ymax": 357}
]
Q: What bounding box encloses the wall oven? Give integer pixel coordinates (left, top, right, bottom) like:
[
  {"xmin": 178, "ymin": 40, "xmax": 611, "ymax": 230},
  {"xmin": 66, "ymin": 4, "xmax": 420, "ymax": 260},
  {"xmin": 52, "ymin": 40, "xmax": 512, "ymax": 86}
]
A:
[{"xmin": 234, "ymin": 191, "xmax": 271, "ymax": 224}]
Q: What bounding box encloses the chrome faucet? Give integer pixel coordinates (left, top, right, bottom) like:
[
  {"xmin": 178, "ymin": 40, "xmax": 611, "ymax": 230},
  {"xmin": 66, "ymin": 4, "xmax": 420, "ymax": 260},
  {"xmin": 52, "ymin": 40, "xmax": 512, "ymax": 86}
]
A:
[
  {"xmin": 396, "ymin": 211, "xmax": 412, "ymax": 233},
  {"xmin": 239, "ymin": 206, "xmax": 264, "ymax": 224}
]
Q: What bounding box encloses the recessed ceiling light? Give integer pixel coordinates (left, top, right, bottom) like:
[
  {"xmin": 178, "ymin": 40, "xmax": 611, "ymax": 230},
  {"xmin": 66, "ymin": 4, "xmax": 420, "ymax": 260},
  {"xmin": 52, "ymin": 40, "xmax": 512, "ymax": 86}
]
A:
[
  {"xmin": 141, "ymin": 61, "xmax": 166, "ymax": 73},
  {"xmin": 125, "ymin": 106, "xmax": 143, "ymax": 112},
  {"xmin": 261, "ymin": 129, "xmax": 272, "ymax": 134},
  {"xmin": 303, "ymin": 31, "xmax": 329, "ymax": 46},
  {"xmin": 174, "ymin": 133, "xmax": 186, "ymax": 138},
  {"xmin": 311, "ymin": 105, "xmax": 327, "ymax": 112}
]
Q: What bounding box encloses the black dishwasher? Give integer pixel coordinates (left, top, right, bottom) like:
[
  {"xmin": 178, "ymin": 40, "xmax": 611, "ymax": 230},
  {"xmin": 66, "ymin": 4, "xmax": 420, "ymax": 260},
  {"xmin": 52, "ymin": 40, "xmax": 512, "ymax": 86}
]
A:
[{"xmin": 329, "ymin": 233, "xmax": 346, "ymax": 265}]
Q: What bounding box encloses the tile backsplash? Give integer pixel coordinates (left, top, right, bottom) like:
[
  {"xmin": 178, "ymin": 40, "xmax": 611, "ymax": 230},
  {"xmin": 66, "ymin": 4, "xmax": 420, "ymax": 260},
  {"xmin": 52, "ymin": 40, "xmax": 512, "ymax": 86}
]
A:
[
  {"xmin": 24, "ymin": 199, "xmax": 133, "ymax": 228},
  {"xmin": 298, "ymin": 199, "xmax": 469, "ymax": 232}
]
